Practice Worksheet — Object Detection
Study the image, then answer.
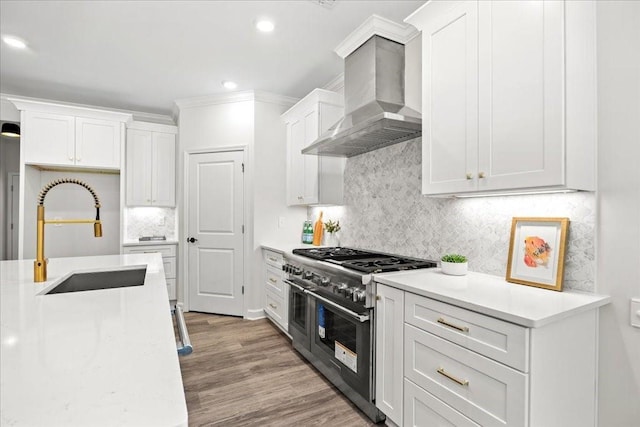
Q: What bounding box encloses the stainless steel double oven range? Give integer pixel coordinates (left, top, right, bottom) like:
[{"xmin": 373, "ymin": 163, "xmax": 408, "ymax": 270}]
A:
[{"xmin": 283, "ymin": 247, "xmax": 436, "ymax": 423}]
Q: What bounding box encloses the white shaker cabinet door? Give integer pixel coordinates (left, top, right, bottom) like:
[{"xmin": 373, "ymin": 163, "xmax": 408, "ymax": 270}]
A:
[
  {"xmin": 23, "ymin": 111, "xmax": 75, "ymax": 166},
  {"xmin": 151, "ymin": 132, "xmax": 176, "ymax": 207},
  {"xmin": 419, "ymin": 1, "xmax": 479, "ymax": 195},
  {"xmin": 375, "ymin": 283, "xmax": 405, "ymax": 426},
  {"xmin": 477, "ymin": 0, "xmax": 564, "ymax": 192},
  {"xmin": 126, "ymin": 129, "xmax": 153, "ymax": 206},
  {"xmin": 75, "ymin": 117, "xmax": 122, "ymax": 169}
]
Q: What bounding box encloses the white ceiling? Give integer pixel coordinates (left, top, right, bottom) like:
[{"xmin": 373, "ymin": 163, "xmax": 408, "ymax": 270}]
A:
[{"xmin": 0, "ymin": 0, "xmax": 424, "ymax": 118}]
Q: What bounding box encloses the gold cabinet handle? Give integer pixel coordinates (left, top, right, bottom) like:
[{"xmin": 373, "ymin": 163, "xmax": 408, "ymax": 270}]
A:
[
  {"xmin": 437, "ymin": 367, "xmax": 469, "ymax": 386},
  {"xmin": 478, "ymin": 171, "xmax": 486, "ymax": 179},
  {"xmin": 437, "ymin": 317, "xmax": 469, "ymax": 332},
  {"xmin": 269, "ymin": 303, "xmax": 277, "ymax": 309},
  {"xmin": 269, "ymin": 278, "xmax": 277, "ymax": 284},
  {"xmin": 376, "ymin": 295, "xmax": 381, "ymax": 301},
  {"xmin": 466, "ymin": 173, "xmax": 473, "ymax": 180},
  {"xmin": 268, "ymin": 256, "xmax": 277, "ymax": 262}
]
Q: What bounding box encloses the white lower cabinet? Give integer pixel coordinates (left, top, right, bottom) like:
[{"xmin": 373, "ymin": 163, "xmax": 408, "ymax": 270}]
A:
[
  {"xmin": 404, "ymin": 378, "xmax": 480, "ymax": 427},
  {"xmin": 263, "ymin": 249, "xmax": 288, "ymax": 333},
  {"xmin": 375, "ymin": 283, "xmax": 601, "ymax": 427},
  {"xmin": 375, "ymin": 283, "xmax": 405, "ymax": 424},
  {"xmin": 123, "ymin": 243, "xmax": 177, "ymax": 300},
  {"xmin": 404, "ymin": 324, "xmax": 526, "ymax": 427}
]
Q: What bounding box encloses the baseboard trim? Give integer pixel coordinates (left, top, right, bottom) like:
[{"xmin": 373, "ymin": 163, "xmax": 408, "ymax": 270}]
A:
[{"xmin": 246, "ymin": 308, "xmax": 266, "ymax": 320}]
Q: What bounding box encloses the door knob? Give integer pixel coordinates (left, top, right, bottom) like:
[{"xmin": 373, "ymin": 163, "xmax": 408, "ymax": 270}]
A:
[{"xmin": 187, "ymin": 237, "xmax": 198, "ymax": 243}]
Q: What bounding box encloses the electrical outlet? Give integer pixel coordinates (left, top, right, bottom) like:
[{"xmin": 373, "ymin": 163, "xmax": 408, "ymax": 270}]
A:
[
  {"xmin": 278, "ymin": 217, "xmax": 285, "ymax": 228},
  {"xmin": 631, "ymin": 298, "xmax": 640, "ymax": 328},
  {"xmin": 157, "ymin": 216, "xmax": 165, "ymax": 226}
]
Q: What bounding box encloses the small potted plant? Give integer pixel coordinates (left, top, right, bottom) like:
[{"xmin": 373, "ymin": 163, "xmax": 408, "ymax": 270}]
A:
[
  {"xmin": 324, "ymin": 220, "xmax": 341, "ymax": 247},
  {"xmin": 440, "ymin": 254, "xmax": 468, "ymax": 276}
]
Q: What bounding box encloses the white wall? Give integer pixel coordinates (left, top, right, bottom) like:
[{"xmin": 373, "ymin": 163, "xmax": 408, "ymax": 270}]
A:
[
  {"xmin": 21, "ymin": 168, "xmax": 120, "ymax": 259},
  {"xmin": 0, "ymin": 99, "xmax": 21, "ymax": 260},
  {"xmin": 0, "ymin": 135, "xmax": 20, "ymax": 260},
  {"xmin": 253, "ymin": 99, "xmax": 306, "ymax": 313},
  {"xmin": 177, "ymin": 92, "xmax": 304, "ymax": 317},
  {"xmin": 596, "ymin": 2, "xmax": 640, "ymax": 425}
]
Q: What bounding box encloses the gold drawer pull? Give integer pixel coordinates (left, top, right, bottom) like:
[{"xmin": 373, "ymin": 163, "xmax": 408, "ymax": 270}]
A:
[
  {"xmin": 437, "ymin": 317, "xmax": 469, "ymax": 333},
  {"xmin": 269, "ymin": 303, "xmax": 277, "ymax": 309},
  {"xmin": 268, "ymin": 256, "xmax": 278, "ymax": 262},
  {"xmin": 437, "ymin": 367, "xmax": 469, "ymax": 386},
  {"xmin": 269, "ymin": 278, "xmax": 277, "ymax": 284}
]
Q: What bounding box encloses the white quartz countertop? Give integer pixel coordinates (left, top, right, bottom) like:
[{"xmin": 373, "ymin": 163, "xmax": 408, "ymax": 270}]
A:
[
  {"xmin": 0, "ymin": 254, "xmax": 188, "ymax": 426},
  {"xmin": 122, "ymin": 240, "xmax": 179, "ymax": 246},
  {"xmin": 261, "ymin": 242, "xmax": 332, "ymax": 254},
  {"xmin": 373, "ymin": 269, "xmax": 611, "ymax": 328}
]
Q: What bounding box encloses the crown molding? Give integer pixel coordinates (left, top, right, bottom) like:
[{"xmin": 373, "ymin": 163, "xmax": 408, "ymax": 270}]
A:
[
  {"xmin": 334, "ymin": 14, "xmax": 420, "ymax": 59},
  {"xmin": 8, "ymin": 96, "xmax": 132, "ymax": 122},
  {"xmin": 127, "ymin": 120, "xmax": 178, "ymax": 134},
  {"xmin": 174, "ymin": 90, "xmax": 298, "ymax": 111},
  {"xmin": 322, "ymin": 73, "xmax": 344, "ymax": 93},
  {"xmin": 2, "ymin": 92, "xmax": 175, "ymax": 125},
  {"xmin": 174, "ymin": 91, "xmax": 256, "ymax": 110},
  {"xmin": 281, "ymin": 88, "xmax": 343, "ymax": 120},
  {"xmin": 129, "ymin": 111, "xmax": 175, "ymax": 125}
]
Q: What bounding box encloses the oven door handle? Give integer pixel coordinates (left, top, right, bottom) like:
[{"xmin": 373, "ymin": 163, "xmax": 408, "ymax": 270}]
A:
[
  {"xmin": 308, "ymin": 291, "xmax": 370, "ymax": 323},
  {"xmin": 284, "ymin": 279, "xmax": 305, "ymax": 292}
]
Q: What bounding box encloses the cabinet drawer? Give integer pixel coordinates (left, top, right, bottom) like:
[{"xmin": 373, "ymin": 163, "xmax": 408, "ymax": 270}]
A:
[
  {"xmin": 265, "ymin": 292, "xmax": 286, "ymax": 328},
  {"xmin": 265, "ymin": 265, "xmax": 284, "ymax": 297},
  {"xmin": 162, "ymin": 257, "xmax": 176, "ymax": 280},
  {"xmin": 166, "ymin": 278, "xmax": 176, "ymax": 300},
  {"xmin": 405, "ymin": 324, "xmax": 527, "ymax": 427},
  {"xmin": 263, "ymin": 249, "xmax": 284, "ymax": 268},
  {"xmin": 405, "ymin": 293, "xmax": 528, "ymax": 371},
  {"xmin": 123, "ymin": 244, "xmax": 176, "ymax": 258},
  {"xmin": 404, "ymin": 378, "xmax": 480, "ymax": 427}
]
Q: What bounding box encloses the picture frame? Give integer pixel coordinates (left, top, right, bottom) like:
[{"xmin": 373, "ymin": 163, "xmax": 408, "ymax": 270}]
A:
[{"xmin": 506, "ymin": 217, "xmax": 570, "ymax": 291}]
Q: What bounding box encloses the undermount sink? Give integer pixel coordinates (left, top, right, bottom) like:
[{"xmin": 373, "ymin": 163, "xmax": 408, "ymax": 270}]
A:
[{"xmin": 45, "ymin": 266, "xmax": 147, "ymax": 294}]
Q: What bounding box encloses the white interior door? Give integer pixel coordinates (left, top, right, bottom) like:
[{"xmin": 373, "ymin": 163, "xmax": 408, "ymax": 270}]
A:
[
  {"xmin": 8, "ymin": 173, "xmax": 20, "ymax": 260},
  {"xmin": 187, "ymin": 150, "xmax": 244, "ymax": 315}
]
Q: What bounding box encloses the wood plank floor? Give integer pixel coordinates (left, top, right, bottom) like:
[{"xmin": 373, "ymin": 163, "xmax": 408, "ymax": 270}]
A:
[{"xmin": 178, "ymin": 312, "xmax": 378, "ymax": 427}]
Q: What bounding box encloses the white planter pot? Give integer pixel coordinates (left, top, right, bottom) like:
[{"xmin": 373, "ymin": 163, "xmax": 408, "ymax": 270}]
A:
[
  {"xmin": 441, "ymin": 261, "xmax": 468, "ymax": 276},
  {"xmin": 324, "ymin": 233, "xmax": 340, "ymax": 247}
]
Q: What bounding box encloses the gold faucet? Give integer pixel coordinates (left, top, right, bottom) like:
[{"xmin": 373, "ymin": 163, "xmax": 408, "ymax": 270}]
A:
[{"xmin": 34, "ymin": 178, "xmax": 102, "ymax": 282}]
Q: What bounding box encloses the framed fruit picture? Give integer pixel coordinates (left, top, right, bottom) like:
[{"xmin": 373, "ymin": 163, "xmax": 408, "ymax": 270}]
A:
[{"xmin": 506, "ymin": 217, "xmax": 570, "ymax": 291}]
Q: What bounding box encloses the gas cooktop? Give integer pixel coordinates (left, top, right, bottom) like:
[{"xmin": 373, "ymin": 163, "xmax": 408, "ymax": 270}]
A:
[{"xmin": 292, "ymin": 247, "xmax": 437, "ymax": 274}]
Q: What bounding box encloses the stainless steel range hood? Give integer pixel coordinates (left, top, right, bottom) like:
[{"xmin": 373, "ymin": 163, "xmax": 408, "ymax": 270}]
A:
[{"xmin": 302, "ymin": 35, "xmax": 421, "ymax": 158}]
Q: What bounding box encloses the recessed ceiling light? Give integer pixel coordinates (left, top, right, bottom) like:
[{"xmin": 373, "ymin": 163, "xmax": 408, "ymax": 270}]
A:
[
  {"xmin": 222, "ymin": 80, "xmax": 238, "ymax": 90},
  {"xmin": 2, "ymin": 35, "xmax": 27, "ymax": 49},
  {"xmin": 256, "ymin": 20, "xmax": 275, "ymax": 33}
]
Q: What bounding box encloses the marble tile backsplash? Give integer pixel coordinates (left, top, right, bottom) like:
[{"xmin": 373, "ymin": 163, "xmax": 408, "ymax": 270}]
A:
[
  {"xmin": 124, "ymin": 207, "xmax": 177, "ymax": 241},
  {"xmin": 310, "ymin": 138, "xmax": 596, "ymax": 292}
]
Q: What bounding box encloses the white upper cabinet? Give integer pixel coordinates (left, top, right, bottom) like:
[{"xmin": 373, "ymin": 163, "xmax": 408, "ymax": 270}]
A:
[
  {"xmin": 22, "ymin": 111, "xmax": 76, "ymax": 166},
  {"xmin": 406, "ymin": 0, "xmax": 596, "ymax": 196},
  {"xmin": 13, "ymin": 99, "xmax": 130, "ymax": 170},
  {"xmin": 283, "ymin": 89, "xmax": 344, "ymax": 206},
  {"xmin": 126, "ymin": 122, "xmax": 177, "ymax": 207},
  {"xmin": 75, "ymin": 117, "xmax": 122, "ymax": 169}
]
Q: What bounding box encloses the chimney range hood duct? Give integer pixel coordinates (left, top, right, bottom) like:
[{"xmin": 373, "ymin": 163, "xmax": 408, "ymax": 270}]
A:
[{"xmin": 303, "ymin": 35, "xmax": 421, "ymax": 158}]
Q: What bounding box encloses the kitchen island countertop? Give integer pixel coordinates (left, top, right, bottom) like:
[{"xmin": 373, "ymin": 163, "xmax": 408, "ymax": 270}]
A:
[
  {"xmin": 373, "ymin": 268, "xmax": 611, "ymax": 328},
  {"xmin": 0, "ymin": 254, "xmax": 188, "ymax": 426}
]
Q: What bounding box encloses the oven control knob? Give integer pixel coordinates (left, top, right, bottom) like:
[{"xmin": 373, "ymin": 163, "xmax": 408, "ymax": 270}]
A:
[
  {"xmin": 293, "ymin": 267, "xmax": 303, "ymax": 276},
  {"xmin": 320, "ymin": 277, "xmax": 331, "ymax": 286},
  {"xmin": 353, "ymin": 289, "xmax": 366, "ymax": 302},
  {"xmin": 302, "ymin": 271, "xmax": 313, "ymax": 280},
  {"xmin": 336, "ymin": 282, "xmax": 348, "ymax": 292},
  {"xmin": 343, "ymin": 287, "xmax": 355, "ymax": 299}
]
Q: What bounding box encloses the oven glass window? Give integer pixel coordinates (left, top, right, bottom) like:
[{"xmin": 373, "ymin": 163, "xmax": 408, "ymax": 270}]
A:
[
  {"xmin": 317, "ymin": 304, "xmax": 357, "ymax": 354},
  {"xmin": 292, "ymin": 290, "xmax": 306, "ymax": 329}
]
